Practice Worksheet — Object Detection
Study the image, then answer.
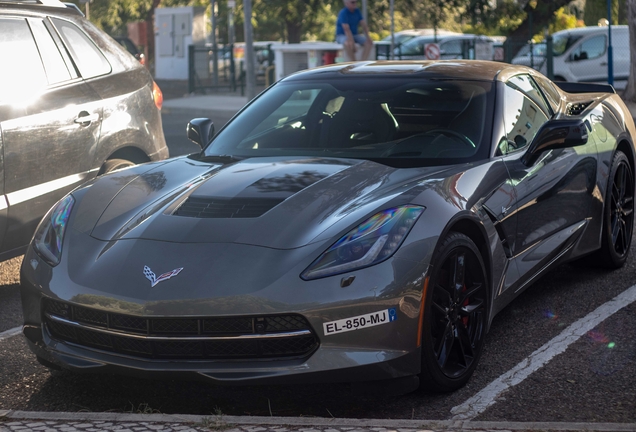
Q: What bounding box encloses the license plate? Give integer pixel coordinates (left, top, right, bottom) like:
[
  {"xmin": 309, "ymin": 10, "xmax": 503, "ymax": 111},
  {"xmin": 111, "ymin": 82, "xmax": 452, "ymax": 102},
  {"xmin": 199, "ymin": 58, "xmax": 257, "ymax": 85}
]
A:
[{"xmin": 323, "ymin": 308, "xmax": 397, "ymax": 336}]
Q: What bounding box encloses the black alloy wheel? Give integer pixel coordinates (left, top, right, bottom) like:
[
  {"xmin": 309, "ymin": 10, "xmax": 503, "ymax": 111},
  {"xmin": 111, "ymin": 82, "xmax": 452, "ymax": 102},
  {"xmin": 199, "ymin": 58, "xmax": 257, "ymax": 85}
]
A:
[
  {"xmin": 420, "ymin": 232, "xmax": 487, "ymax": 392},
  {"xmin": 598, "ymin": 151, "xmax": 634, "ymax": 268}
]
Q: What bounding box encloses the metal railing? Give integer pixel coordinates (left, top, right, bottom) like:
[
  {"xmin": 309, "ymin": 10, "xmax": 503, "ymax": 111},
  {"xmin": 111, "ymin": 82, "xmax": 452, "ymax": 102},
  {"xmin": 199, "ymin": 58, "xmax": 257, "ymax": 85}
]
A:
[
  {"xmin": 188, "ymin": 43, "xmax": 275, "ymax": 95},
  {"xmin": 188, "ymin": 44, "xmax": 238, "ymax": 94}
]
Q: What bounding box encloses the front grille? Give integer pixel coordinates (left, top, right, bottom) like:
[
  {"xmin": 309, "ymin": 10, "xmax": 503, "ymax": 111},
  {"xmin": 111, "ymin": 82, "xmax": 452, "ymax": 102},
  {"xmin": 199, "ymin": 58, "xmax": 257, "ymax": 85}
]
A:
[
  {"xmin": 174, "ymin": 197, "xmax": 284, "ymax": 219},
  {"xmin": 43, "ymin": 299, "xmax": 318, "ymax": 360}
]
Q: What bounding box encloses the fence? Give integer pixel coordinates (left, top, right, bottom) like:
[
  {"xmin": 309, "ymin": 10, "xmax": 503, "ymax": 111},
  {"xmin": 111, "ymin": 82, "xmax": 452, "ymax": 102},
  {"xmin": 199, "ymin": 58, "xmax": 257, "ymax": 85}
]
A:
[
  {"xmin": 188, "ymin": 43, "xmax": 275, "ymax": 95},
  {"xmin": 188, "ymin": 44, "xmax": 238, "ymax": 94}
]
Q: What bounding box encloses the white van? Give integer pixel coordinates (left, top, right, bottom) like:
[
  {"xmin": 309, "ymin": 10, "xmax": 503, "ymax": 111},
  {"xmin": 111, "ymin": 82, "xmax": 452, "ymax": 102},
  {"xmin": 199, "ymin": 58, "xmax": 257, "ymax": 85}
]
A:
[{"xmin": 542, "ymin": 25, "xmax": 630, "ymax": 90}]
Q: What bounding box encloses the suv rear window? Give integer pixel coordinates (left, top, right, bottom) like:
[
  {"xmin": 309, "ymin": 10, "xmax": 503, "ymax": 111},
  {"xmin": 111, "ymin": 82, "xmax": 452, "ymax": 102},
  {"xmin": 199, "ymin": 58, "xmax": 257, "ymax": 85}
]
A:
[
  {"xmin": 0, "ymin": 17, "xmax": 47, "ymax": 103},
  {"xmin": 52, "ymin": 18, "xmax": 111, "ymax": 79}
]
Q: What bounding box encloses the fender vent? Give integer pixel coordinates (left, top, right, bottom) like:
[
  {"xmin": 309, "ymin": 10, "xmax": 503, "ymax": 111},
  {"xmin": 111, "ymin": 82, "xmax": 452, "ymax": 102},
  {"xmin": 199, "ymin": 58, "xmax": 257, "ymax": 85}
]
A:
[
  {"xmin": 174, "ymin": 197, "xmax": 284, "ymax": 218},
  {"xmin": 567, "ymin": 101, "xmax": 592, "ymax": 116}
]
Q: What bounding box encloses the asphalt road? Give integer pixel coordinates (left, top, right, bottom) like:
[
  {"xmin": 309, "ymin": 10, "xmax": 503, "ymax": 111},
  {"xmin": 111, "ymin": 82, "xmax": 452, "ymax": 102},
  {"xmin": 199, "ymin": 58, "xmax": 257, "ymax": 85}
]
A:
[
  {"xmin": 0, "ymin": 107, "xmax": 634, "ymax": 424},
  {"xmin": 1, "ymin": 243, "xmax": 635, "ymax": 421}
]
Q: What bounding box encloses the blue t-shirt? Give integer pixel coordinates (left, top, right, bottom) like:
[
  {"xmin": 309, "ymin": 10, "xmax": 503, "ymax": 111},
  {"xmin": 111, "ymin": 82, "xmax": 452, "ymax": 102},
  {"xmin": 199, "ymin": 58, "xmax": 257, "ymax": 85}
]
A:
[{"xmin": 336, "ymin": 8, "xmax": 363, "ymax": 36}]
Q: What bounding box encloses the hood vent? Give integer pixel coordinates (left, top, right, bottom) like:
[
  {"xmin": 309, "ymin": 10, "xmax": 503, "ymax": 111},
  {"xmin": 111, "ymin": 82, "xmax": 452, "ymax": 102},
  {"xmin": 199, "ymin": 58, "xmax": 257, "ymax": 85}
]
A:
[
  {"xmin": 567, "ymin": 101, "xmax": 592, "ymax": 116},
  {"xmin": 174, "ymin": 196, "xmax": 285, "ymax": 219}
]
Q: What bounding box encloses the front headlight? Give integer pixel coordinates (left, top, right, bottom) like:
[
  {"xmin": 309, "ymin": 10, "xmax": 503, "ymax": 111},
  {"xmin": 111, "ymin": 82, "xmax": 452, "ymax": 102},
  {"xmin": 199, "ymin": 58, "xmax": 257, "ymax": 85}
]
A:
[
  {"xmin": 301, "ymin": 205, "xmax": 425, "ymax": 280},
  {"xmin": 33, "ymin": 195, "xmax": 75, "ymax": 266}
]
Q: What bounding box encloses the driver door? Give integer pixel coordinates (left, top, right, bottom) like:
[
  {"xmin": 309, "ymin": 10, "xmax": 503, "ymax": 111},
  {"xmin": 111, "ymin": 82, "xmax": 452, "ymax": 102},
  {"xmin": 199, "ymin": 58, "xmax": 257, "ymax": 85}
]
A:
[{"xmin": 499, "ymin": 75, "xmax": 596, "ymax": 286}]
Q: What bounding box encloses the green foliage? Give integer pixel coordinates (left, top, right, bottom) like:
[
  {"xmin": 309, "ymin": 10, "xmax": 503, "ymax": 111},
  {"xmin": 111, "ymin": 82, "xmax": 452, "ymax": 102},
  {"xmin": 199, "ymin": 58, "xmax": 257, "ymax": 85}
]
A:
[
  {"xmin": 77, "ymin": 0, "xmax": 595, "ymax": 49},
  {"xmin": 584, "ymin": 0, "xmax": 620, "ymax": 26},
  {"xmin": 460, "ymin": 0, "xmax": 524, "ymax": 36},
  {"xmin": 547, "ymin": 7, "xmax": 583, "ymax": 33}
]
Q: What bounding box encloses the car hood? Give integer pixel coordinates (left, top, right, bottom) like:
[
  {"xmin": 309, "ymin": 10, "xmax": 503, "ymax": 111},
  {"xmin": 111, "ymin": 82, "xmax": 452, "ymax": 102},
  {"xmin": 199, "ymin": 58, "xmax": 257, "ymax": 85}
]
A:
[{"xmin": 75, "ymin": 156, "xmax": 448, "ymax": 249}]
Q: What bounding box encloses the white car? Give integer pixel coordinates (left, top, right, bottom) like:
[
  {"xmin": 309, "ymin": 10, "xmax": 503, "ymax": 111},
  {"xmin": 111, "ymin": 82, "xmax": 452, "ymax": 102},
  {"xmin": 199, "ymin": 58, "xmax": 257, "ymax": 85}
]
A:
[
  {"xmin": 391, "ymin": 34, "xmax": 495, "ymax": 61},
  {"xmin": 539, "ymin": 26, "xmax": 629, "ymax": 89}
]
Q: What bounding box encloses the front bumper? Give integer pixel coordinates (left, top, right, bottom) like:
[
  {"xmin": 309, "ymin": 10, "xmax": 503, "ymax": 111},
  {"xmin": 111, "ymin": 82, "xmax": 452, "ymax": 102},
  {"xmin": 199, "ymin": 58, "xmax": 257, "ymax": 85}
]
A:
[
  {"xmin": 24, "ymin": 327, "xmax": 421, "ymax": 386},
  {"xmin": 20, "ymin": 234, "xmax": 431, "ymax": 386}
]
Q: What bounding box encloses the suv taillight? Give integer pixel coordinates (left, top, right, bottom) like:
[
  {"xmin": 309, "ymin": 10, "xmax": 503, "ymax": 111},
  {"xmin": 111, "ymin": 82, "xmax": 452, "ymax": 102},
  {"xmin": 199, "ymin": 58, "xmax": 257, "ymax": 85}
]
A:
[{"xmin": 152, "ymin": 81, "xmax": 163, "ymax": 110}]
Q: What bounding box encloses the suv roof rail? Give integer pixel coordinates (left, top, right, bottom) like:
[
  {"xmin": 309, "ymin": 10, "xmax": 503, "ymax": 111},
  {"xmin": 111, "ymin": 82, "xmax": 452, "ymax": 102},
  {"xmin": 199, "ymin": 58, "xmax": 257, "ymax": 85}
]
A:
[
  {"xmin": 63, "ymin": 1, "xmax": 83, "ymax": 15},
  {"xmin": 0, "ymin": 0, "xmax": 66, "ymax": 7}
]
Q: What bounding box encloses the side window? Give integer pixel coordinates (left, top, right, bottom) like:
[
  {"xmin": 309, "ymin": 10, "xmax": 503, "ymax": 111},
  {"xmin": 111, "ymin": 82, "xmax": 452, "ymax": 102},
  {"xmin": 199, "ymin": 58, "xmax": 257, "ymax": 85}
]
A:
[
  {"xmin": 0, "ymin": 17, "xmax": 47, "ymax": 103},
  {"xmin": 507, "ymin": 74, "xmax": 552, "ymax": 116},
  {"xmin": 532, "ymin": 75, "xmax": 561, "ymax": 113},
  {"xmin": 571, "ymin": 35, "xmax": 606, "ymax": 61},
  {"xmin": 398, "ymin": 39, "xmax": 423, "ymax": 56},
  {"xmin": 27, "ymin": 18, "xmax": 72, "ymax": 85},
  {"xmin": 500, "ymin": 84, "xmax": 549, "ymax": 155},
  {"xmin": 441, "ymin": 40, "xmax": 463, "ymax": 57},
  {"xmin": 51, "ymin": 18, "xmax": 111, "ymax": 79}
]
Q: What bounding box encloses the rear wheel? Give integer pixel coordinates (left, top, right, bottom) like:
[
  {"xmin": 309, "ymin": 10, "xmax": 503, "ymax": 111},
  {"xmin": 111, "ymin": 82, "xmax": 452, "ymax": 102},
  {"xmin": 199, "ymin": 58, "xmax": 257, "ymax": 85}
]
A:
[
  {"xmin": 419, "ymin": 232, "xmax": 487, "ymax": 392},
  {"xmin": 597, "ymin": 151, "xmax": 634, "ymax": 268},
  {"xmin": 99, "ymin": 158, "xmax": 135, "ymax": 175}
]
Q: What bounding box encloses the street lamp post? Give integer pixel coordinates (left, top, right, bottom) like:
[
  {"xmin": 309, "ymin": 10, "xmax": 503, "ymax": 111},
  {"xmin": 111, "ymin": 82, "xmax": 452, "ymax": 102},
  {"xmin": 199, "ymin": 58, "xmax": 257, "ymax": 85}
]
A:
[
  {"xmin": 210, "ymin": 0, "xmax": 219, "ymax": 86},
  {"xmin": 243, "ymin": 0, "xmax": 256, "ymax": 100},
  {"xmin": 607, "ymin": 0, "xmax": 614, "ymax": 86},
  {"xmin": 228, "ymin": 0, "xmax": 235, "ymax": 46}
]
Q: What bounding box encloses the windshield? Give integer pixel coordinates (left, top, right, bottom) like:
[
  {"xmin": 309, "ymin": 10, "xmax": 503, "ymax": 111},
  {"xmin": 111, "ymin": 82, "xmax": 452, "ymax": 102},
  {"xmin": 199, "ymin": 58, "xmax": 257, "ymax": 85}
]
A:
[
  {"xmin": 398, "ymin": 37, "xmax": 434, "ymax": 56},
  {"xmin": 552, "ymin": 34, "xmax": 582, "ymax": 56},
  {"xmin": 381, "ymin": 33, "xmax": 417, "ymax": 46},
  {"xmin": 203, "ymin": 78, "xmax": 494, "ymax": 168}
]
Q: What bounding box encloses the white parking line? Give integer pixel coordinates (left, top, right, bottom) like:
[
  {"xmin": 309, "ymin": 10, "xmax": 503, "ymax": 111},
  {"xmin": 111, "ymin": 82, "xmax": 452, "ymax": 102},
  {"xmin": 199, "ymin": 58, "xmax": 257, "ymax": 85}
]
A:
[
  {"xmin": 0, "ymin": 326, "xmax": 22, "ymax": 342},
  {"xmin": 451, "ymin": 284, "xmax": 636, "ymax": 421}
]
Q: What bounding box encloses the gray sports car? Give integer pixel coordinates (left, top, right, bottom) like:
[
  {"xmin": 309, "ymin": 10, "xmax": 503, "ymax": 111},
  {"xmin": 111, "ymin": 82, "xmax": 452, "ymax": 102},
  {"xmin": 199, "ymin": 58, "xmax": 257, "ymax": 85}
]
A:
[{"xmin": 20, "ymin": 61, "xmax": 635, "ymax": 393}]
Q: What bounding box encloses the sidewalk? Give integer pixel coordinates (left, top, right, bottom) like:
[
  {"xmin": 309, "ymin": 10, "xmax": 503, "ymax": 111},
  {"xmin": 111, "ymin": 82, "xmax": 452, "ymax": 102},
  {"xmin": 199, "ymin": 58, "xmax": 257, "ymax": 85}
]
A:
[
  {"xmin": 2, "ymin": 410, "xmax": 635, "ymax": 432},
  {"xmin": 162, "ymin": 94, "xmax": 250, "ymax": 117}
]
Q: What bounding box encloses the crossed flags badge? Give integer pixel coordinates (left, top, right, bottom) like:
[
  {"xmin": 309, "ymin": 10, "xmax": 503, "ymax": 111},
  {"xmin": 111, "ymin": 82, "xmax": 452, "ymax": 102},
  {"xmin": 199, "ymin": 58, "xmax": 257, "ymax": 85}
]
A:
[{"xmin": 144, "ymin": 265, "xmax": 183, "ymax": 287}]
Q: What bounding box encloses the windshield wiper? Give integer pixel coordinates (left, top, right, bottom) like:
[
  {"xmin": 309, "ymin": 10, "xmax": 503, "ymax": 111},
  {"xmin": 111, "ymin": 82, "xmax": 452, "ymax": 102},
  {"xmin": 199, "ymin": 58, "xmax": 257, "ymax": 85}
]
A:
[{"xmin": 198, "ymin": 154, "xmax": 245, "ymax": 164}]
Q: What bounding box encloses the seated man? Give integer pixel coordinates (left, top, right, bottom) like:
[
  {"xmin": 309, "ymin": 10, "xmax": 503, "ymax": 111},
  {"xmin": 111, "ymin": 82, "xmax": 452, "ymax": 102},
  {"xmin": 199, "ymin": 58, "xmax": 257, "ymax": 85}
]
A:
[{"xmin": 335, "ymin": 0, "xmax": 373, "ymax": 61}]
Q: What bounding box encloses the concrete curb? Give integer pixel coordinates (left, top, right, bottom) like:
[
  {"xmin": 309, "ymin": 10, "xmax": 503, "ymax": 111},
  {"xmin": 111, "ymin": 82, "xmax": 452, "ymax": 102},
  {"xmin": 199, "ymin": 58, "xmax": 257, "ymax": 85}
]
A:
[{"xmin": 1, "ymin": 411, "xmax": 635, "ymax": 431}]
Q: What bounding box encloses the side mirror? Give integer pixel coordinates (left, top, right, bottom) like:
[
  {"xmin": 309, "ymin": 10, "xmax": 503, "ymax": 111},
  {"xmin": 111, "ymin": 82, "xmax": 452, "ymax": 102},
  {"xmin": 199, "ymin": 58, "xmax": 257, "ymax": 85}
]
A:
[
  {"xmin": 522, "ymin": 119, "xmax": 588, "ymax": 166},
  {"xmin": 187, "ymin": 118, "xmax": 215, "ymax": 149}
]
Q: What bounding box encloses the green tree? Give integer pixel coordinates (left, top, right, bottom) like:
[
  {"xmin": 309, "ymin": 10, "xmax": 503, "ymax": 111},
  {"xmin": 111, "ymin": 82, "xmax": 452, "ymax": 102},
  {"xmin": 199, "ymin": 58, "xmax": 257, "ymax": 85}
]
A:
[
  {"xmin": 584, "ymin": 0, "xmax": 627, "ymax": 25},
  {"xmin": 504, "ymin": 0, "xmax": 579, "ymax": 47}
]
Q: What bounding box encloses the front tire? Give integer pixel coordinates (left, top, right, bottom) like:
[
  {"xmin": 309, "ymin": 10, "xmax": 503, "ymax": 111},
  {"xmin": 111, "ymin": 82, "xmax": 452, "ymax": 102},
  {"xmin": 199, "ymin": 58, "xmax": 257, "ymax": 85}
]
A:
[
  {"xmin": 419, "ymin": 232, "xmax": 488, "ymax": 392},
  {"xmin": 99, "ymin": 158, "xmax": 135, "ymax": 175},
  {"xmin": 597, "ymin": 151, "xmax": 634, "ymax": 268}
]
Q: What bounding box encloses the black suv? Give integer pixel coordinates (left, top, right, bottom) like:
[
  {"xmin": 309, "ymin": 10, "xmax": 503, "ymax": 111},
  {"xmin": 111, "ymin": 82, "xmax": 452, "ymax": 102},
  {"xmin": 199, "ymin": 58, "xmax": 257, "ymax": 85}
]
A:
[{"xmin": 0, "ymin": 0, "xmax": 169, "ymax": 262}]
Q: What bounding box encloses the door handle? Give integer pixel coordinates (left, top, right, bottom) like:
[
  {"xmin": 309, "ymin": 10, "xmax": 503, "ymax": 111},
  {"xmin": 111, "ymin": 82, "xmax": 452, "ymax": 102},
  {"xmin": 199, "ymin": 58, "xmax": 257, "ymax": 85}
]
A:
[
  {"xmin": 600, "ymin": 62, "xmax": 608, "ymax": 66},
  {"xmin": 74, "ymin": 112, "xmax": 99, "ymax": 125}
]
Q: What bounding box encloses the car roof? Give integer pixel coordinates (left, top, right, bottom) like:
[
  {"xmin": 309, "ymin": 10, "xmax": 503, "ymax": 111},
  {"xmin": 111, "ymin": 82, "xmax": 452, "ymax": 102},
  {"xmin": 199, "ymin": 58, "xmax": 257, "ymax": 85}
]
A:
[
  {"xmin": 553, "ymin": 25, "xmax": 628, "ymax": 36},
  {"xmin": 0, "ymin": 0, "xmax": 82, "ymax": 17},
  {"xmin": 401, "ymin": 28, "xmax": 460, "ymax": 36},
  {"xmin": 282, "ymin": 60, "xmax": 531, "ymax": 83},
  {"xmin": 405, "ymin": 33, "xmax": 494, "ymax": 44}
]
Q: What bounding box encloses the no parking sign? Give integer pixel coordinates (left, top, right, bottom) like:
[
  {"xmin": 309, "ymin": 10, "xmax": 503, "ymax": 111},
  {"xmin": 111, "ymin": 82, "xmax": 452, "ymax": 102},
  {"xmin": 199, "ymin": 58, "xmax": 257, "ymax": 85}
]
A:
[{"xmin": 425, "ymin": 43, "xmax": 440, "ymax": 60}]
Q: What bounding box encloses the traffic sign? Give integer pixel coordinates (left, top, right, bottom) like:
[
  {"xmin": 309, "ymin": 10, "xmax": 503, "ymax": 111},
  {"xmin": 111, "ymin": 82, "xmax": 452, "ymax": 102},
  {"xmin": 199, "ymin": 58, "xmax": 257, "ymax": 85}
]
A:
[
  {"xmin": 425, "ymin": 43, "xmax": 440, "ymax": 60},
  {"xmin": 494, "ymin": 46, "xmax": 504, "ymax": 61}
]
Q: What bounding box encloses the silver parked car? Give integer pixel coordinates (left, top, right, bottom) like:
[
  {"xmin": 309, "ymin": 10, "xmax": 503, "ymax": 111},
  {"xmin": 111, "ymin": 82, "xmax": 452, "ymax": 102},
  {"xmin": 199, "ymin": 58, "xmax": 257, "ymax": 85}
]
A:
[{"xmin": 21, "ymin": 61, "xmax": 636, "ymax": 393}]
